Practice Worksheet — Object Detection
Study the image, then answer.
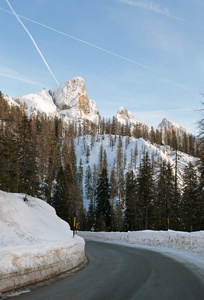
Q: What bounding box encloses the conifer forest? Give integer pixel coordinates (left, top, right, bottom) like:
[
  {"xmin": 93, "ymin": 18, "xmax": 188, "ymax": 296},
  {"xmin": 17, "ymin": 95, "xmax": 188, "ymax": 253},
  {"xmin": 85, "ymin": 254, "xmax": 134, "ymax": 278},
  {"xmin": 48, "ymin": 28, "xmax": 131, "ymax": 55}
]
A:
[{"xmin": 0, "ymin": 92, "xmax": 203, "ymax": 232}]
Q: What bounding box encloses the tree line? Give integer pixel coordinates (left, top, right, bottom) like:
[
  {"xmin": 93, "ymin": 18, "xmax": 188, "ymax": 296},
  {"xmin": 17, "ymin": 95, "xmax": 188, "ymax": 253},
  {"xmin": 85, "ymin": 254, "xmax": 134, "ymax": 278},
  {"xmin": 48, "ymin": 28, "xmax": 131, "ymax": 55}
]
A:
[
  {"xmin": 84, "ymin": 141, "xmax": 203, "ymax": 232},
  {"xmin": 0, "ymin": 93, "xmax": 85, "ymax": 228},
  {"xmin": 0, "ymin": 93, "xmax": 203, "ymax": 231}
]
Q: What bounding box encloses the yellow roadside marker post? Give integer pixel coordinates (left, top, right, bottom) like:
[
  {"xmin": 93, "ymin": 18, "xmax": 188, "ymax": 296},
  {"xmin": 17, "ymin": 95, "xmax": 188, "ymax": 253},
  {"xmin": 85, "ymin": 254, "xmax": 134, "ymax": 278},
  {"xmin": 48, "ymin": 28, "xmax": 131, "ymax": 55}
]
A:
[{"xmin": 73, "ymin": 217, "xmax": 76, "ymax": 238}]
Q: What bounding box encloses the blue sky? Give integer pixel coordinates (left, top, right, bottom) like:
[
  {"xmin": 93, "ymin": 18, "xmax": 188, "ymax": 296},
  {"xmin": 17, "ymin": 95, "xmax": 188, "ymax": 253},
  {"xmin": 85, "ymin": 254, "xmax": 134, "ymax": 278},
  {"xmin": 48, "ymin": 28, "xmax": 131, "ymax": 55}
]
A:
[{"xmin": 0, "ymin": 0, "xmax": 203, "ymax": 134}]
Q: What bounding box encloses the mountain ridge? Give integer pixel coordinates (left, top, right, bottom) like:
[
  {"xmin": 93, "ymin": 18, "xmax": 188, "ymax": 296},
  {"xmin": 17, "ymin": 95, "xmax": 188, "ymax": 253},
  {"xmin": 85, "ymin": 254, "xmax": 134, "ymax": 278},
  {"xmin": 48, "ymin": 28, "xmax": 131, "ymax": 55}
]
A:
[{"xmin": 5, "ymin": 76, "xmax": 187, "ymax": 134}]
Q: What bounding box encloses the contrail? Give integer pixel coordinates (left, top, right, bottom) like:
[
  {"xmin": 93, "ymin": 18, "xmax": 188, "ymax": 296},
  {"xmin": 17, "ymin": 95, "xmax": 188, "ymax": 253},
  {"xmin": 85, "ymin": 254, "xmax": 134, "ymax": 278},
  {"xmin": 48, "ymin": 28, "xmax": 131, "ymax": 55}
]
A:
[
  {"xmin": 0, "ymin": 72, "xmax": 43, "ymax": 86},
  {"xmin": 1, "ymin": 6, "xmax": 160, "ymax": 74},
  {"xmin": 4, "ymin": 1, "xmax": 59, "ymax": 86}
]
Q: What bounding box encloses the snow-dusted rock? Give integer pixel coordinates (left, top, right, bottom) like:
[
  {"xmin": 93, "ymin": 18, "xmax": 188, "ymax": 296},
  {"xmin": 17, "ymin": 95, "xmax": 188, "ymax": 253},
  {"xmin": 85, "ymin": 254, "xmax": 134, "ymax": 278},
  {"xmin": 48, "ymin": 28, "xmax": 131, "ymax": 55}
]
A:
[
  {"xmin": 158, "ymin": 118, "xmax": 186, "ymax": 135},
  {"xmin": 50, "ymin": 77, "xmax": 99, "ymax": 123},
  {"xmin": 116, "ymin": 106, "xmax": 146, "ymax": 128},
  {"xmin": 15, "ymin": 77, "xmax": 99, "ymax": 124},
  {"xmin": 116, "ymin": 106, "xmax": 136, "ymax": 125}
]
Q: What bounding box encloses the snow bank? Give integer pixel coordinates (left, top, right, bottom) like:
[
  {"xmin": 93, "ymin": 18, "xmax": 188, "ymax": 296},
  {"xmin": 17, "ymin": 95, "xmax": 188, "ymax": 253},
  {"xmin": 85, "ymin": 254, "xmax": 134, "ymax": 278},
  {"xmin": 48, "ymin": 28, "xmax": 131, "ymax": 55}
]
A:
[
  {"xmin": 0, "ymin": 191, "xmax": 85, "ymax": 294},
  {"xmin": 79, "ymin": 230, "xmax": 204, "ymax": 255}
]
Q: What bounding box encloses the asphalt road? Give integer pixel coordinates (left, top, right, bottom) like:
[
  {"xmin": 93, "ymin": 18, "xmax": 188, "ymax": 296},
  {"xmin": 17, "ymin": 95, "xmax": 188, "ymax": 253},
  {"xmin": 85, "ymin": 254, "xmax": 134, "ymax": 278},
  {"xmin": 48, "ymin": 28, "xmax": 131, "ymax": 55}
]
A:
[{"xmin": 8, "ymin": 240, "xmax": 204, "ymax": 300}]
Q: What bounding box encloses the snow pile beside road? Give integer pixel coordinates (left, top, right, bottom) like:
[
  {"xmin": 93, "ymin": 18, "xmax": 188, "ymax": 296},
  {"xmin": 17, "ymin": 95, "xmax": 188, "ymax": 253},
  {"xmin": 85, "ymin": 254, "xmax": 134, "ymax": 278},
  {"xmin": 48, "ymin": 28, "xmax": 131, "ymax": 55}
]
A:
[
  {"xmin": 79, "ymin": 230, "xmax": 204, "ymax": 255},
  {"xmin": 0, "ymin": 191, "xmax": 85, "ymax": 294}
]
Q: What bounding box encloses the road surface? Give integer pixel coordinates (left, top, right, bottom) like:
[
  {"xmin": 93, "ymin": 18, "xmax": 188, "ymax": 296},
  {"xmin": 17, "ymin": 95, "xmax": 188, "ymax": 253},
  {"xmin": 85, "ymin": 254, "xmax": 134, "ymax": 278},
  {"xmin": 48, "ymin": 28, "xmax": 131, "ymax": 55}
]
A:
[{"xmin": 8, "ymin": 240, "xmax": 204, "ymax": 300}]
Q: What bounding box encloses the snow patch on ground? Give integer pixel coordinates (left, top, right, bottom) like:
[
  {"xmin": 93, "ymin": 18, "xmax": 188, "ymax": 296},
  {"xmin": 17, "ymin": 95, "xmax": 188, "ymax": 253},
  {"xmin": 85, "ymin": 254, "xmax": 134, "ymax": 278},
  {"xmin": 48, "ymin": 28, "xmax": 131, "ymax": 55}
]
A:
[
  {"xmin": 79, "ymin": 230, "xmax": 204, "ymax": 255},
  {"xmin": 0, "ymin": 191, "xmax": 85, "ymax": 294}
]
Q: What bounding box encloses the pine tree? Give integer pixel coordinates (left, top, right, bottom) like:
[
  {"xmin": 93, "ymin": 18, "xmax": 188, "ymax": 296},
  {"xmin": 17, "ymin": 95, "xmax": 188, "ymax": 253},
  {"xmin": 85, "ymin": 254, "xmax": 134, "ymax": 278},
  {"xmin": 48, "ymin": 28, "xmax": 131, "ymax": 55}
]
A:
[
  {"xmin": 95, "ymin": 168, "xmax": 112, "ymax": 231},
  {"xmin": 155, "ymin": 161, "xmax": 175, "ymax": 230},
  {"xmin": 110, "ymin": 166, "xmax": 117, "ymax": 201},
  {"xmin": 117, "ymin": 137, "xmax": 123, "ymax": 174},
  {"xmin": 137, "ymin": 152, "xmax": 155, "ymax": 229},
  {"xmin": 134, "ymin": 143, "xmax": 138, "ymax": 169},
  {"xmin": 69, "ymin": 136, "xmax": 77, "ymax": 181},
  {"xmin": 125, "ymin": 171, "xmax": 138, "ymax": 230},
  {"xmin": 87, "ymin": 198, "xmax": 95, "ymax": 230},
  {"xmin": 16, "ymin": 113, "xmax": 39, "ymax": 196},
  {"xmin": 98, "ymin": 143, "xmax": 103, "ymax": 173},
  {"xmin": 51, "ymin": 166, "xmax": 68, "ymax": 221},
  {"xmin": 111, "ymin": 116, "xmax": 117, "ymax": 135},
  {"xmin": 86, "ymin": 145, "xmax": 90, "ymax": 164},
  {"xmin": 196, "ymin": 99, "xmax": 204, "ymax": 229},
  {"xmin": 0, "ymin": 132, "xmax": 18, "ymax": 192},
  {"xmin": 155, "ymin": 162, "xmax": 166, "ymax": 230},
  {"xmin": 85, "ymin": 165, "xmax": 93, "ymax": 200},
  {"xmin": 102, "ymin": 149, "xmax": 108, "ymax": 170},
  {"xmin": 181, "ymin": 162, "xmax": 200, "ymax": 231},
  {"xmin": 44, "ymin": 118, "xmax": 62, "ymax": 202},
  {"xmin": 92, "ymin": 164, "xmax": 98, "ymax": 206},
  {"xmin": 155, "ymin": 129, "xmax": 162, "ymax": 145},
  {"xmin": 77, "ymin": 158, "xmax": 83, "ymax": 197},
  {"xmin": 150, "ymin": 126, "xmax": 156, "ymax": 144},
  {"xmin": 188, "ymin": 134, "xmax": 196, "ymax": 156},
  {"xmin": 116, "ymin": 137, "xmax": 125, "ymax": 202}
]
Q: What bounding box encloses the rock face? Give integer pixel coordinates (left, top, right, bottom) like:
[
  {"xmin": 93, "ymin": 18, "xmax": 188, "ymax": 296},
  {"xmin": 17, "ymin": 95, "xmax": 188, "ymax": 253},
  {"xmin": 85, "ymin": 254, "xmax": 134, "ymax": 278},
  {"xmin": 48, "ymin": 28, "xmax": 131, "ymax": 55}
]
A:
[
  {"xmin": 116, "ymin": 106, "xmax": 145, "ymax": 126},
  {"xmin": 157, "ymin": 118, "xmax": 186, "ymax": 135},
  {"xmin": 18, "ymin": 77, "xmax": 100, "ymax": 124},
  {"xmin": 116, "ymin": 106, "xmax": 136, "ymax": 125}
]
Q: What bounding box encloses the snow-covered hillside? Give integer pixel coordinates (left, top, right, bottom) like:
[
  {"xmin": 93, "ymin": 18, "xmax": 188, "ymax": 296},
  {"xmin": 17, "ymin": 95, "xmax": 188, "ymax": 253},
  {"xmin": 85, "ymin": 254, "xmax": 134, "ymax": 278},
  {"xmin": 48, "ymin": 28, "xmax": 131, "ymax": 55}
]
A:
[
  {"xmin": 0, "ymin": 191, "xmax": 85, "ymax": 294},
  {"xmin": 75, "ymin": 135, "xmax": 199, "ymax": 209}
]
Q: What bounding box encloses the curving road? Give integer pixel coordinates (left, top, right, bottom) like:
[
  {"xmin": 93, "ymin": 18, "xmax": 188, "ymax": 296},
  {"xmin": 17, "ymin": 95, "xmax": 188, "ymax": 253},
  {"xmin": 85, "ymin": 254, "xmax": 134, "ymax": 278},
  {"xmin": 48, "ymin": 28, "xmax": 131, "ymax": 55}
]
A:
[{"xmin": 9, "ymin": 240, "xmax": 204, "ymax": 300}]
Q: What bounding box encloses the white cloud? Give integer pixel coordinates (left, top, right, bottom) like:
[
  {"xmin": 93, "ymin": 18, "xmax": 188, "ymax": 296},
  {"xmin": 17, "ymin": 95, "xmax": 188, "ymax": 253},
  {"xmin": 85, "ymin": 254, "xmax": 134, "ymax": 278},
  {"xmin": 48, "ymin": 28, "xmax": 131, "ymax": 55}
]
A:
[{"xmin": 119, "ymin": 0, "xmax": 183, "ymax": 20}]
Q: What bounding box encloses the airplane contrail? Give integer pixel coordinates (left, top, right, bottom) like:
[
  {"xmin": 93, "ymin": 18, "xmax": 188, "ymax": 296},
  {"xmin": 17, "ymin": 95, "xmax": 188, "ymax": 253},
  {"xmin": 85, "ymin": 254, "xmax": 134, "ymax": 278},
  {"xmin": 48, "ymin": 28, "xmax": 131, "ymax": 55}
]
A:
[
  {"xmin": 4, "ymin": 1, "xmax": 59, "ymax": 86},
  {"xmin": 0, "ymin": 72, "xmax": 43, "ymax": 86},
  {"xmin": 1, "ymin": 6, "xmax": 160, "ymax": 74}
]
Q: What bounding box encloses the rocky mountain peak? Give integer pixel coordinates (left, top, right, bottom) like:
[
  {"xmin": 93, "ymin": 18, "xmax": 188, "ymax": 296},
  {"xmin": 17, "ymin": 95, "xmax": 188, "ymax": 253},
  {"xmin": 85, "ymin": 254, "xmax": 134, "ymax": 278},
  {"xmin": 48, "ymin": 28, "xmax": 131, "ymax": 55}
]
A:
[
  {"xmin": 157, "ymin": 118, "xmax": 186, "ymax": 134},
  {"xmin": 50, "ymin": 77, "xmax": 87, "ymax": 110},
  {"xmin": 116, "ymin": 106, "xmax": 136, "ymax": 125},
  {"xmin": 17, "ymin": 77, "xmax": 99, "ymax": 124}
]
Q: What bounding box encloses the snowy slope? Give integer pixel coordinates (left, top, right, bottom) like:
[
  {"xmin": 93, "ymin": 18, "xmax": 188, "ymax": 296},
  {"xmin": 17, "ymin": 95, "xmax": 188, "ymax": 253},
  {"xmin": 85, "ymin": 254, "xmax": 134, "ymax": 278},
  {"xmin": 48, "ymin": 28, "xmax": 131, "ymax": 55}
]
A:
[
  {"xmin": 0, "ymin": 191, "xmax": 85, "ymax": 294},
  {"xmin": 19, "ymin": 88, "xmax": 57, "ymax": 116},
  {"xmin": 75, "ymin": 135, "xmax": 199, "ymax": 209},
  {"xmin": 3, "ymin": 95, "xmax": 20, "ymax": 108}
]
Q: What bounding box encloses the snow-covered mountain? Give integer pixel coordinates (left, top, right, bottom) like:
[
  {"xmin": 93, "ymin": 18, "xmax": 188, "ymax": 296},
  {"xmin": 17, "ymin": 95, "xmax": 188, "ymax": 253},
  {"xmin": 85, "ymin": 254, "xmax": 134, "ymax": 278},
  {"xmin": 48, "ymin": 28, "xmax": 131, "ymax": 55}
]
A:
[
  {"xmin": 157, "ymin": 118, "xmax": 186, "ymax": 135},
  {"xmin": 18, "ymin": 77, "xmax": 100, "ymax": 124},
  {"xmin": 116, "ymin": 106, "xmax": 136, "ymax": 125},
  {"xmin": 116, "ymin": 106, "xmax": 144, "ymax": 126},
  {"xmin": 5, "ymin": 77, "xmax": 189, "ymax": 135}
]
